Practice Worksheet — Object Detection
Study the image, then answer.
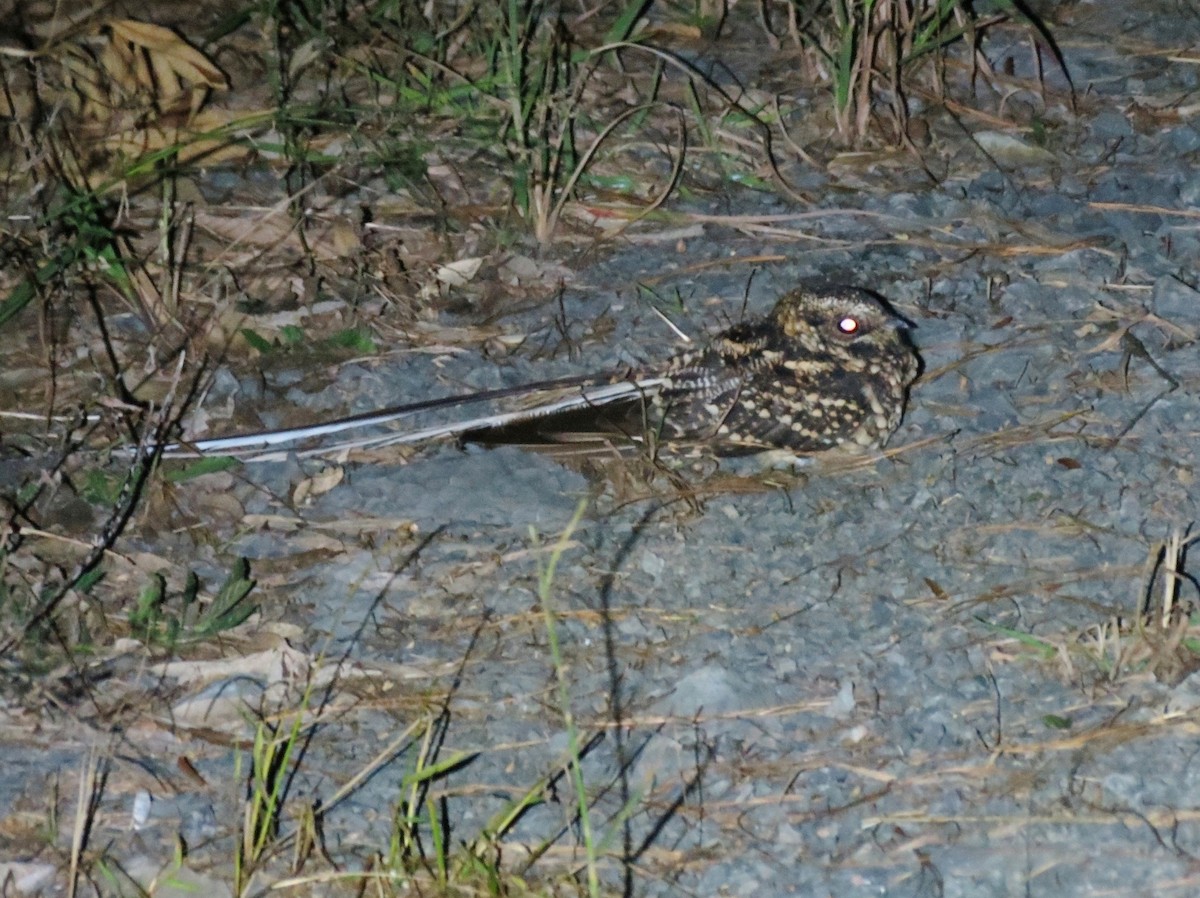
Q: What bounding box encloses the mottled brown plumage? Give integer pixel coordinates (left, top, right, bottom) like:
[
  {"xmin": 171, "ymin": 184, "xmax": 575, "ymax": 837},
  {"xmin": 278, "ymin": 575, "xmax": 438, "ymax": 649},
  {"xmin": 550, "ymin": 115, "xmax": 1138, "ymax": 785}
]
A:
[
  {"xmin": 154, "ymin": 286, "xmax": 919, "ymax": 463},
  {"xmin": 485, "ymin": 286, "xmax": 920, "ymax": 456}
]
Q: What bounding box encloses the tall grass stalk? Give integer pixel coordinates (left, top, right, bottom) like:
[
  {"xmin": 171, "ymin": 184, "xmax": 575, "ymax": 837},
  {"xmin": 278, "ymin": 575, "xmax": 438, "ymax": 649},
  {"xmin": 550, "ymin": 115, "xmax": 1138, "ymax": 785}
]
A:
[
  {"xmin": 234, "ymin": 693, "xmax": 311, "ymax": 895},
  {"xmin": 532, "ymin": 500, "xmax": 601, "ymax": 896},
  {"xmin": 814, "ymin": 0, "xmax": 1060, "ymax": 144}
]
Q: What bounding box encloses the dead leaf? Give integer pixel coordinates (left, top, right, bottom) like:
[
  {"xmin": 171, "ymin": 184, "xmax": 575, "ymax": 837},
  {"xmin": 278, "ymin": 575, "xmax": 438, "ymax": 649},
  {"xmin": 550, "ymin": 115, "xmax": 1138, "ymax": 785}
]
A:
[
  {"xmin": 242, "ymin": 513, "xmax": 305, "ymax": 531},
  {"xmin": 105, "ymin": 19, "xmax": 229, "ymax": 93},
  {"xmin": 30, "ymin": 16, "xmax": 238, "ymax": 176},
  {"xmin": 156, "ymin": 643, "xmax": 311, "ymax": 688},
  {"xmin": 292, "ymin": 466, "xmax": 344, "ymax": 504},
  {"xmin": 436, "ymin": 257, "xmax": 484, "ymax": 286}
]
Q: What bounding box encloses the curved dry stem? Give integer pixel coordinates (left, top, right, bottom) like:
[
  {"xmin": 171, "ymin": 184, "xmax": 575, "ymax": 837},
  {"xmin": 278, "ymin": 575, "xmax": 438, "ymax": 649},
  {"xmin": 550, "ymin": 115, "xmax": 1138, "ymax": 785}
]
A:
[
  {"xmin": 544, "ymin": 101, "xmax": 664, "ymax": 242},
  {"xmin": 577, "ymin": 105, "xmax": 689, "ymax": 244}
]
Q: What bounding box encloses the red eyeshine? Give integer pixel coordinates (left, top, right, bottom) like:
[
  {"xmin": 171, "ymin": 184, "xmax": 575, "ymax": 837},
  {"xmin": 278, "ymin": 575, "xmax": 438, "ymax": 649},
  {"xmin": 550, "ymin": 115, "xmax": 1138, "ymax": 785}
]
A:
[{"xmin": 837, "ymin": 317, "xmax": 860, "ymax": 335}]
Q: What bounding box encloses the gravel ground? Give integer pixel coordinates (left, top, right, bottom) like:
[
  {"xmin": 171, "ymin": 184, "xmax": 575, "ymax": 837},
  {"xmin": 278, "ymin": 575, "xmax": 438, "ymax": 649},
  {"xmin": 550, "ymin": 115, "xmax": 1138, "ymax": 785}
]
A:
[{"xmin": 5, "ymin": 2, "xmax": 1200, "ymax": 896}]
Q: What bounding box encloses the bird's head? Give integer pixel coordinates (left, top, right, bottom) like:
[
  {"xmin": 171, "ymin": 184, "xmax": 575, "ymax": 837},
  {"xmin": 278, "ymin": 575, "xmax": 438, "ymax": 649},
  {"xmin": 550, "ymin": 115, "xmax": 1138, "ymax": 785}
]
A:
[{"xmin": 771, "ymin": 285, "xmax": 916, "ymax": 373}]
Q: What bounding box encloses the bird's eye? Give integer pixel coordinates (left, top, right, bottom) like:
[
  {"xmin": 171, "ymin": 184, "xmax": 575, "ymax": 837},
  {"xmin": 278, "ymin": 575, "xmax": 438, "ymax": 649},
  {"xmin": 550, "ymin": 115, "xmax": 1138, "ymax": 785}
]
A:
[{"xmin": 836, "ymin": 316, "xmax": 861, "ymax": 336}]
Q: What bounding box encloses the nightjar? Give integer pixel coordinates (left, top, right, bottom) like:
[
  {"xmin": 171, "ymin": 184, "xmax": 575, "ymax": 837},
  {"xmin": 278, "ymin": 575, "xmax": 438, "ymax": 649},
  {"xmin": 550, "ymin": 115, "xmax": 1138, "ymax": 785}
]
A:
[{"xmin": 155, "ymin": 286, "xmax": 919, "ymax": 462}]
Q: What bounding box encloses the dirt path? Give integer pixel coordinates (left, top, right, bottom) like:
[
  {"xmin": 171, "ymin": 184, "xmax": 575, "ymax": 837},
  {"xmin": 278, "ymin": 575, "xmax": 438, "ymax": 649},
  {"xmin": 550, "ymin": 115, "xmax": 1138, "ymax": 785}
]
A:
[{"xmin": 4, "ymin": 1, "xmax": 1200, "ymax": 895}]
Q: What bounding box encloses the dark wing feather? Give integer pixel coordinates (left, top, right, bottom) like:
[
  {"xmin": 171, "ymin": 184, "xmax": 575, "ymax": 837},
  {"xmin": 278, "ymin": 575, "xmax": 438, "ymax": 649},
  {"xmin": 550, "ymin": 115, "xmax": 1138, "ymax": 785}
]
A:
[{"xmin": 149, "ymin": 374, "xmax": 671, "ymax": 462}]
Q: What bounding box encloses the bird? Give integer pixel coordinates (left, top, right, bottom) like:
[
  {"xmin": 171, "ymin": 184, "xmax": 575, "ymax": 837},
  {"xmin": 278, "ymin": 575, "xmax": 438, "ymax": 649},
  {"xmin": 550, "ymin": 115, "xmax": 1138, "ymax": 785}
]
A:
[{"xmin": 149, "ymin": 285, "xmax": 920, "ymax": 463}]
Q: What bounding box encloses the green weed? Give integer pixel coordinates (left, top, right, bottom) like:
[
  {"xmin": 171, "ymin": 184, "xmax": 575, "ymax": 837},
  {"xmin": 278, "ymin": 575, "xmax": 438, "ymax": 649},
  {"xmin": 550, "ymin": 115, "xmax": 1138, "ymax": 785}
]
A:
[
  {"xmin": 782, "ymin": 0, "xmax": 1066, "ymax": 145},
  {"xmin": 128, "ymin": 558, "xmax": 258, "ymax": 649}
]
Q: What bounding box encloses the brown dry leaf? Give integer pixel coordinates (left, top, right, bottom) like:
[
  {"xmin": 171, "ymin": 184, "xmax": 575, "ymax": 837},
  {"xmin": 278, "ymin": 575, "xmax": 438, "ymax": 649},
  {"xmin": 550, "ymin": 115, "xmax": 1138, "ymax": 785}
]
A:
[
  {"xmin": 156, "ymin": 643, "xmax": 310, "ymax": 688},
  {"xmin": 277, "ymin": 531, "xmax": 349, "ymax": 553},
  {"xmin": 100, "ymin": 107, "xmax": 268, "ymax": 166},
  {"xmin": 299, "ymin": 220, "xmax": 364, "ymax": 262},
  {"xmin": 328, "ymin": 221, "xmax": 361, "ymax": 258},
  {"xmin": 124, "ymin": 551, "xmax": 178, "ymax": 575},
  {"xmin": 635, "ymin": 21, "xmax": 704, "ymax": 41},
  {"xmin": 242, "ymin": 513, "xmax": 305, "ymax": 531},
  {"xmin": 160, "ymin": 644, "xmax": 413, "ymax": 734},
  {"xmin": 105, "ymin": 18, "xmax": 228, "ymax": 95},
  {"xmin": 184, "ymin": 490, "xmax": 246, "ymax": 529},
  {"xmin": 497, "ymin": 253, "xmax": 575, "ymax": 289},
  {"xmin": 292, "ymin": 466, "xmax": 345, "ymax": 504},
  {"xmin": 40, "ymin": 16, "xmax": 236, "ymax": 173},
  {"xmin": 306, "ymin": 516, "xmax": 419, "ymax": 536},
  {"xmin": 164, "ymin": 645, "xmax": 311, "ymax": 731},
  {"xmin": 192, "ymin": 208, "xmax": 296, "ymax": 251},
  {"xmin": 192, "ymin": 208, "xmax": 353, "ymax": 261},
  {"xmin": 58, "ymin": 44, "xmax": 108, "ymax": 117},
  {"xmin": 1086, "ymin": 326, "xmax": 1128, "ymax": 355},
  {"xmin": 436, "ymin": 256, "xmax": 484, "ymax": 286}
]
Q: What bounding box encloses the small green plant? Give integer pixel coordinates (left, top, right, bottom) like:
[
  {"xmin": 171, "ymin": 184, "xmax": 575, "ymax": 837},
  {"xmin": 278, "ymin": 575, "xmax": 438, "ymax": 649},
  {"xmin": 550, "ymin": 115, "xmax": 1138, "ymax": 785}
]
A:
[
  {"xmin": 385, "ymin": 715, "xmax": 480, "ymax": 887},
  {"xmin": 239, "ymin": 324, "xmax": 377, "ymax": 355},
  {"xmin": 496, "ymin": 0, "xmax": 575, "ymax": 242},
  {"xmin": 495, "ymin": 1, "xmax": 652, "ymax": 244},
  {"xmin": 531, "ymin": 500, "xmax": 602, "ymax": 896},
  {"xmin": 0, "ymin": 186, "xmax": 132, "ymax": 329},
  {"xmin": 128, "ymin": 558, "xmax": 257, "ymax": 649},
  {"xmin": 787, "ymin": 0, "xmax": 1066, "ymax": 145},
  {"xmin": 825, "ymin": 0, "xmax": 972, "ymax": 141},
  {"xmin": 364, "ymin": 504, "xmax": 623, "ymax": 894},
  {"xmin": 235, "ymin": 699, "xmax": 311, "ymax": 895},
  {"xmin": 981, "ymin": 527, "xmax": 1200, "ymax": 684}
]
